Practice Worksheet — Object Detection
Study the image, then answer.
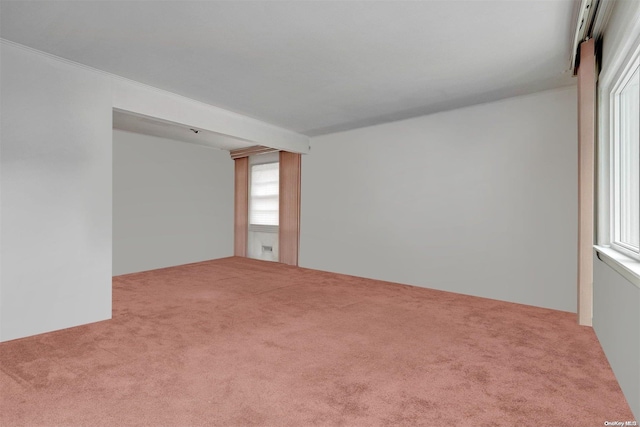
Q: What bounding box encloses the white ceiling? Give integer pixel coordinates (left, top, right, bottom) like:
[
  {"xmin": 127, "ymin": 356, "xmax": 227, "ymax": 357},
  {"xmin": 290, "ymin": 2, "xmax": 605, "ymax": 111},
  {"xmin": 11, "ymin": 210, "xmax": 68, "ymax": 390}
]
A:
[{"xmin": 0, "ymin": 0, "xmax": 577, "ymax": 137}]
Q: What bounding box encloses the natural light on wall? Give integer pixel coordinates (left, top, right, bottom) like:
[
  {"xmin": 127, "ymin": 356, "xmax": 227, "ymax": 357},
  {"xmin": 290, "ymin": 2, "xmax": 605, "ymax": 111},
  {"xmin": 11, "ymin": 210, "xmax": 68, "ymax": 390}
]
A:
[
  {"xmin": 250, "ymin": 162, "xmax": 279, "ymax": 226},
  {"xmin": 613, "ymin": 59, "xmax": 639, "ymax": 255}
]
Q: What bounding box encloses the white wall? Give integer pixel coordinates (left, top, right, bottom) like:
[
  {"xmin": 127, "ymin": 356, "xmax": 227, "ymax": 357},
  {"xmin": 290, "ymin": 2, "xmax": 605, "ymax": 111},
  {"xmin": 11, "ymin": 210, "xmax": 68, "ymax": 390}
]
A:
[
  {"xmin": 113, "ymin": 130, "xmax": 233, "ymax": 275},
  {"xmin": 0, "ymin": 42, "xmax": 112, "ymax": 342},
  {"xmin": 247, "ymin": 231, "xmax": 279, "ymax": 262},
  {"xmin": 300, "ymin": 86, "xmax": 577, "ymax": 312},
  {"xmin": 0, "ymin": 40, "xmax": 305, "ymax": 341},
  {"xmin": 592, "ymin": 0, "xmax": 640, "ymax": 419},
  {"xmin": 593, "ymin": 254, "xmax": 640, "ymax": 417}
]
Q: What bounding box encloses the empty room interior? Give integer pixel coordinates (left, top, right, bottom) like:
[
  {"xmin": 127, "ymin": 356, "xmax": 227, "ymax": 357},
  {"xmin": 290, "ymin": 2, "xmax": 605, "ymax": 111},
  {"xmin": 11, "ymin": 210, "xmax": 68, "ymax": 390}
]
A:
[{"xmin": 1, "ymin": 0, "xmax": 639, "ymax": 425}]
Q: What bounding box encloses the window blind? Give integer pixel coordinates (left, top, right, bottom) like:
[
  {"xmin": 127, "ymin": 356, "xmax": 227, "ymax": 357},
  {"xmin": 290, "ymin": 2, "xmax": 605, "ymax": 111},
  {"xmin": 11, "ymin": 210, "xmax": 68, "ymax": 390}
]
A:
[{"xmin": 250, "ymin": 162, "xmax": 279, "ymax": 226}]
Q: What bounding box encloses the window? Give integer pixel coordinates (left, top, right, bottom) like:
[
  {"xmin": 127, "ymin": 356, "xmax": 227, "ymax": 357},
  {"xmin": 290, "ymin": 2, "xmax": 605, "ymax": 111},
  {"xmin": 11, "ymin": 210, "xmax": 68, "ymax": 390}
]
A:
[
  {"xmin": 249, "ymin": 162, "xmax": 279, "ymax": 227},
  {"xmin": 611, "ymin": 55, "xmax": 640, "ymax": 259},
  {"xmin": 596, "ymin": 32, "xmax": 640, "ymax": 286}
]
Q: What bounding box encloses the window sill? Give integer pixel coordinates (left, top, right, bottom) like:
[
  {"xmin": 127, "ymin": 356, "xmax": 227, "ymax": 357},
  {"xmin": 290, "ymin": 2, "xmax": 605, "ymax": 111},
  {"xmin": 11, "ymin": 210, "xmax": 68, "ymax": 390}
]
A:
[
  {"xmin": 248, "ymin": 224, "xmax": 278, "ymax": 233},
  {"xmin": 594, "ymin": 245, "xmax": 640, "ymax": 289}
]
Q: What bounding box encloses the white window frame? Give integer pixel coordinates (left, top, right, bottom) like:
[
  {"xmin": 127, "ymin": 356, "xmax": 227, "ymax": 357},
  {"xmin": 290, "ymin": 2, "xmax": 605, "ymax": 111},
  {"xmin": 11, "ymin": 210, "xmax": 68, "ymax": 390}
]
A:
[
  {"xmin": 248, "ymin": 154, "xmax": 279, "ymax": 233},
  {"xmin": 610, "ymin": 54, "xmax": 640, "ymax": 259},
  {"xmin": 596, "ymin": 31, "xmax": 640, "ymax": 287}
]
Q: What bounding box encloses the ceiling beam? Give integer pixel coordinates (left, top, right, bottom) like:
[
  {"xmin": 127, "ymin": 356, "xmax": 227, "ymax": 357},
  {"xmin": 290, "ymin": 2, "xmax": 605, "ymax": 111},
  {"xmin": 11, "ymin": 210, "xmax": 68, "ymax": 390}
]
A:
[{"xmin": 112, "ymin": 75, "xmax": 310, "ymax": 154}]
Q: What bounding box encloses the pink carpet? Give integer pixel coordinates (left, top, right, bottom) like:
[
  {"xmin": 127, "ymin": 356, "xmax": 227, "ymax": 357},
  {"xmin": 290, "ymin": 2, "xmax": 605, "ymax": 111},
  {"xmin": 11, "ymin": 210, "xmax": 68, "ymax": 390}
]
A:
[{"xmin": 0, "ymin": 257, "xmax": 634, "ymax": 426}]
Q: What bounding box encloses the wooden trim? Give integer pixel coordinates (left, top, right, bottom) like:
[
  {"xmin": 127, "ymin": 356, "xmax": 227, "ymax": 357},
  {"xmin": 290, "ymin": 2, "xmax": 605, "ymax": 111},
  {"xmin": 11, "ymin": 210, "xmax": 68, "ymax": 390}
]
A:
[
  {"xmin": 577, "ymin": 39, "xmax": 596, "ymax": 326},
  {"xmin": 234, "ymin": 157, "xmax": 249, "ymax": 257},
  {"xmin": 230, "ymin": 145, "xmax": 279, "ymax": 160},
  {"xmin": 279, "ymin": 151, "xmax": 301, "ymax": 266}
]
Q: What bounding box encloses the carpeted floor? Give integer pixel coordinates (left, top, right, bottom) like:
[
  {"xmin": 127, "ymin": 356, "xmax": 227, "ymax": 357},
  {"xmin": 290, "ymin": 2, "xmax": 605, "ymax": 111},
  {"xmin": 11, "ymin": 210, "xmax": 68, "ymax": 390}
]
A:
[{"xmin": 0, "ymin": 256, "xmax": 634, "ymax": 426}]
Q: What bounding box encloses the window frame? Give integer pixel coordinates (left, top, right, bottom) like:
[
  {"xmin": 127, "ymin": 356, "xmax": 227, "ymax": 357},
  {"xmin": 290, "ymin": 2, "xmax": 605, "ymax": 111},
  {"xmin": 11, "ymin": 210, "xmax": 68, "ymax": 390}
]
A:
[
  {"xmin": 248, "ymin": 158, "xmax": 279, "ymax": 232},
  {"xmin": 596, "ymin": 31, "xmax": 640, "ymax": 288},
  {"xmin": 608, "ymin": 51, "xmax": 640, "ymax": 260}
]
